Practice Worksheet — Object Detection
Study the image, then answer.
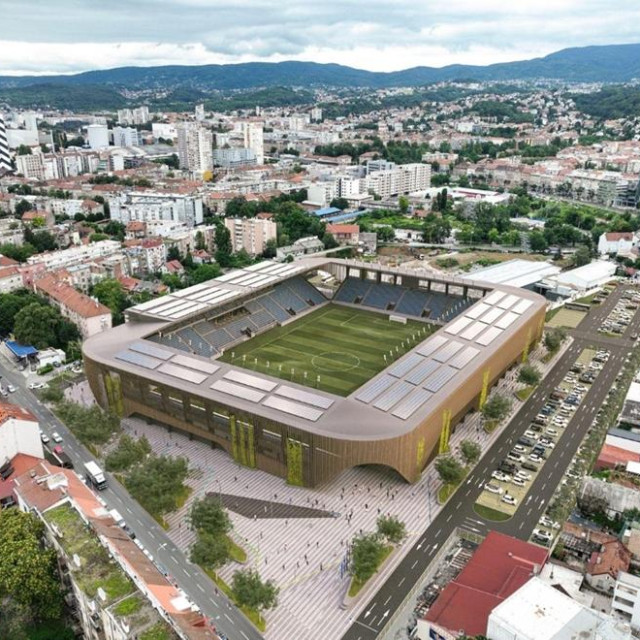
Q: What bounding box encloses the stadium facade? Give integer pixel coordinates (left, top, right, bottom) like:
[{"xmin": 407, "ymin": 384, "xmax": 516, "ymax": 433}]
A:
[{"xmin": 83, "ymin": 258, "xmax": 546, "ymax": 487}]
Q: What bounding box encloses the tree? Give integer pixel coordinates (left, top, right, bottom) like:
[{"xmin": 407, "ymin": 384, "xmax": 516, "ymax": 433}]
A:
[
  {"xmin": 104, "ymin": 434, "xmax": 151, "ymax": 472},
  {"xmin": 481, "ymin": 394, "xmax": 512, "ymax": 422},
  {"xmin": 167, "ymin": 246, "xmax": 182, "ymax": 262},
  {"xmin": 54, "ymin": 401, "xmax": 121, "ymax": 446},
  {"xmin": 89, "ymin": 232, "xmax": 109, "ymax": 243},
  {"xmin": 376, "ymin": 515, "xmax": 406, "ymax": 544},
  {"xmin": 214, "ymin": 225, "xmax": 233, "ymax": 268},
  {"xmin": 398, "ymin": 195, "xmax": 410, "ymax": 215},
  {"xmin": 232, "ymin": 569, "xmax": 279, "ymax": 616},
  {"xmin": 16, "ymin": 144, "xmax": 32, "ymax": 156},
  {"xmin": 13, "ymin": 303, "xmax": 58, "ymax": 348},
  {"xmin": 518, "ymin": 364, "xmax": 541, "ymax": 386},
  {"xmin": 188, "ymin": 263, "xmax": 221, "ymax": 285},
  {"xmin": 459, "ymin": 440, "xmax": 481, "ymax": 466},
  {"xmin": 14, "ymin": 199, "xmax": 32, "ymax": 217},
  {"xmin": 435, "ymin": 456, "xmax": 466, "ymax": 485},
  {"xmin": 262, "ymin": 238, "xmax": 277, "ymax": 259},
  {"xmin": 195, "ymin": 230, "xmax": 206, "ymax": 251},
  {"xmin": 573, "ymin": 245, "xmax": 591, "ymax": 267},
  {"xmin": 190, "ymin": 533, "xmax": 230, "ymax": 570},
  {"xmin": 92, "ymin": 278, "xmax": 128, "ymax": 325},
  {"xmin": 189, "ymin": 496, "xmax": 231, "ymax": 538},
  {"xmin": 24, "ymin": 228, "xmax": 57, "ymax": 253},
  {"xmin": 544, "ymin": 327, "xmax": 566, "ymax": 353},
  {"xmin": 376, "ymin": 226, "xmax": 395, "ymax": 242},
  {"xmin": 0, "ymin": 509, "xmax": 63, "ymax": 623},
  {"xmin": 330, "ymin": 197, "xmax": 349, "ymax": 211},
  {"xmin": 322, "ymin": 232, "xmax": 339, "ymax": 249},
  {"xmin": 350, "ymin": 533, "xmax": 386, "ymax": 583}
]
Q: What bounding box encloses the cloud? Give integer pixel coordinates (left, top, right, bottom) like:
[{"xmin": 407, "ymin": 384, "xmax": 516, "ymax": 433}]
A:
[{"xmin": 1, "ymin": 0, "xmax": 639, "ymax": 73}]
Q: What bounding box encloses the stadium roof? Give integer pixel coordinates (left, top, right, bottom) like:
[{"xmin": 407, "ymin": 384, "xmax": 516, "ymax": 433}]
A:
[
  {"xmin": 463, "ymin": 259, "xmax": 560, "ymax": 289},
  {"xmin": 5, "ymin": 341, "xmax": 38, "ymax": 358},
  {"xmin": 84, "ymin": 258, "xmax": 546, "ymax": 440}
]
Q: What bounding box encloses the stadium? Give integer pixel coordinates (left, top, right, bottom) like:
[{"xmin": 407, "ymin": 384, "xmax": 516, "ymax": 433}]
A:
[{"xmin": 83, "ymin": 258, "xmax": 546, "ymax": 487}]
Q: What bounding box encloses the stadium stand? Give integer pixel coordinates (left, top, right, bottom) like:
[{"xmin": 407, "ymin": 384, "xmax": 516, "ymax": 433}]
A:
[
  {"xmin": 362, "ymin": 282, "xmax": 402, "ymax": 310},
  {"xmin": 395, "ymin": 288, "xmax": 431, "ymax": 317},
  {"xmin": 334, "ymin": 278, "xmax": 373, "ymax": 303}
]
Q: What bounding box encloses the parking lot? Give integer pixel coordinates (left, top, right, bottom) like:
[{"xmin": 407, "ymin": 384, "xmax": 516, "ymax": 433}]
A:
[
  {"xmin": 475, "ymin": 347, "xmax": 610, "ymax": 520},
  {"xmin": 598, "ymin": 287, "xmax": 640, "ymax": 337}
]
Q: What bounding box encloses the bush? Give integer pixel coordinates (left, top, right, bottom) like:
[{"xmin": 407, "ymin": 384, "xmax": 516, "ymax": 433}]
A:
[
  {"xmin": 460, "ymin": 440, "xmax": 481, "ymax": 465},
  {"xmin": 350, "ymin": 533, "xmax": 386, "ymax": 583},
  {"xmin": 518, "ymin": 364, "xmax": 541, "ymax": 386},
  {"xmin": 37, "ymin": 363, "xmax": 54, "ymax": 375},
  {"xmin": 435, "ymin": 456, "xmax": 465, "ymax": 485},
  {"xmin": 482, "ymin": 394, "xmax": 512, "ymax": 422},
  {"xmin": 544, "ymin": 327, "xmax": 566, "ymax": 352},
  {"xmin": 376, "ymin": 515, "xmax": 406, "ymax": 544}
]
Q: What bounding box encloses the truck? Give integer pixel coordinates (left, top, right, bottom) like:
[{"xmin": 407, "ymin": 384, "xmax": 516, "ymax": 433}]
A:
[
  {"xmin": 44, "ymin": 444, "xmax": 74, "ymax": 469},
  {"xmin": 84, "ymin": 461, "xmax": 107, "ymax": 490}
]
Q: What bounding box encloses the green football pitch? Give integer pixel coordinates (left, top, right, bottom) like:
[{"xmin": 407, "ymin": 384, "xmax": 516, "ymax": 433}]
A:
[{"xmin": 218, "ymin": 304, "xmax": 435, "ymax": 396}]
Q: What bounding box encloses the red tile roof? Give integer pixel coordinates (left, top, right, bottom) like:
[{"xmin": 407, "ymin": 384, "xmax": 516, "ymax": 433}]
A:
[
  {"xmin": 35, "ymin": 274, "xmax": 111, "ymax": 318},
  {"xmin": 596, "ymin": 444, "xmax": 640, "ymax": 470},
  {"xmin": 327, "ymin": 224, "xmax": 359, "ymax": 234},
  {"xmin": 0, "ymin": 401, "xmax": 37, "ymax": 425},
  {"xmin": 425, "ymin": 531, "xmax": 548, "ymax": 637},
  {"xmin": 605, "ymin": 232, "xmax": 634, "ymax": 241},
  {"xmin": 587, "ymin": 540, "xmax": 631, "ymax": 578}
]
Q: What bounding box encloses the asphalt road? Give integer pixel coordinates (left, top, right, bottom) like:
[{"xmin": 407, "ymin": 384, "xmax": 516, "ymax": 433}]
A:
[
  {"xmin": 342, "ymin": 284, "xmax": 639, "ymax": 640},
  {"xmin": 0, "ymin": 363, "xmax": 262, "ymax": 640}
]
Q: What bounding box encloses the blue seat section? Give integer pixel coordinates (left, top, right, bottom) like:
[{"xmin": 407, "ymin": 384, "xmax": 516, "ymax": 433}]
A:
[
  {"xmin": 148, "ymin": 277, "xmax": 327, "ymax": 356},
  {"xmin": 395, "ymin": 288, "xmax": 431, "ymax": 316},
  {"xmin": 334, "ymin": 278, "xmax": 372, "ymax": 303},
  {"xmin": 362, "ymin": 283, "xmax": 402, "ymax": 310},
  {"xmin": 335, "ymin": 278, "xmax": 471, "ymax": 321}
]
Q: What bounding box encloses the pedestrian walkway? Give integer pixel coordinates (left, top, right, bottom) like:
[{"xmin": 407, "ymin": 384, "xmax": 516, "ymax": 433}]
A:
[{"xmin": 118, "ymin": 345, "xmax": 556, "ymax": 640}]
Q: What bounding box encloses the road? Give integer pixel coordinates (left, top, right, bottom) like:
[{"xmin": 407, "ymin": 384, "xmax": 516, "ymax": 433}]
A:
[
  {"xmin": 342, "ymin": 284, "xmax": 639, "ymax": 639},
  {"xmin": 0, "ymin": 363, "xmax": 263, "ymax": 640}
]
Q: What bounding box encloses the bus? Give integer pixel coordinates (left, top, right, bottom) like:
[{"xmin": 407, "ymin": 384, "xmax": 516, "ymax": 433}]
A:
[{"xmin": 84, "ymin": 461, "xmax": 107, "ymax": 490}]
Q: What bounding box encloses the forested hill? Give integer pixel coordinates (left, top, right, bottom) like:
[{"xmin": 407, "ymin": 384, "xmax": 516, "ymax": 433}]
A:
[{"xmin": 1, "ymin": 42, "xmax": 639, "ymax": 92}]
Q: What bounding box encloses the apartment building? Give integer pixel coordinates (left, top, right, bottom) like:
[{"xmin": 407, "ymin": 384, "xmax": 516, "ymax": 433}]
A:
[
  {"xmin": 177, "ymin": 123, "xmax": 213, "ymax": 175},
  {"xmin": 112, "ymin": 126, "xmax": 140, "ymax": 148},
  {"xmin": 124, "ymin": 238, "xmax": 167, "ymax": 275},
  {"xmin": 26, "ymin": 240, "xmax": 122, "ymax": 270},
  {"xmin": 34, "ymin": 274, "xmax": 112, "ymax": 338},
  {"xmin": 243, "ymin": 122, "xmax": 264, "ymax": 165},
  {"xmin": 366, "ymin": 162, "xmax": 431, "ymax": 199},
  {"xmin": 117, "ymin": 106, "xmax": 150, "ymax": 126},
  {"xmin": 0, "ymin": 113, "xmax": 12, "ymax": 173},
  {"xmin": 16, "ymin": 152, "xmax": 46, "ymax": 180},
  {"xmin": 224, "ymin": 217, "xmax": 277, "ymax": 255},
  {"xmin": 109, "ymin": 192, "xmax": 204, "ymax": 228},
  {"xmin": 612, "ymin": 571, "xmax": 640, "ymax": 631}
]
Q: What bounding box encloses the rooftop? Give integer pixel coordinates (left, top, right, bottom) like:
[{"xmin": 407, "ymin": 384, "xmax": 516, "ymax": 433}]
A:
[
  {"xmin": 35, "ymin": 274, "xmax": 111, "ymax": 318},
  {"xmin": 0, "ymin": 401, "xmax": 37, "ymax": 425},
  {"xmin": 426, "ymin": 531, "xmax": 548, "ymax": 636},
  {"xmin": 463, "ymin": 259, "xmax": 561, "ymax": 289}
]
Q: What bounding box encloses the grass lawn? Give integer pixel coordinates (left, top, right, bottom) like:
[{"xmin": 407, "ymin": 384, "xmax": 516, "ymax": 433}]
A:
[
  {"xmin": 226, "ymin": 534, "xmax": 247, "ymax": 563},
  {"xmin": 348, "ymin": 545, "xmax": 394, "ymax": 597},
  {"xmin": 484, "ymin": 420, "xmax": 499, "ymax": 433},
  {"xmin": 219, "ymin": 304, "xmax": 431, "ymax": 396},
  {"xmin": 438, "ymin": 483, "xmax": 457, "ymax": 503},
  {"xmin": 516, "ymin": 386, "xmax": 534, "ymax": 401},
  {"xmin": 546, "ymin": 307, "xmax": 586, "ymax": 329},
  {"xmin": 474, "ymin": 504, "xmax": 512, "ymax": 522}
]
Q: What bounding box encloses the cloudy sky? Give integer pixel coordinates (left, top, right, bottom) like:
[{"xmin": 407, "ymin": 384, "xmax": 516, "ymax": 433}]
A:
[{"xmin": 1, "ymin": 0, "xmax": 638, "ymax": 75}]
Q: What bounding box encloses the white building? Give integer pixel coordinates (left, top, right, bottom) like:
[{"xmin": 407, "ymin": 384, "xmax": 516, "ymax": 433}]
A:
[
  {"xmin": 224, "ymin": 217, "xmax": 277, "ymax": 255},
  {"xmin": 195, "ymin": 103, "xmax": 205, "ymax": 122},
  {"xmin": 110, "ymin": 192, "xmax": 204, "ymax": 228},
  {"xmin": 243, "ymin": 122, "xmax": 264, "ymax": 165},
  {"xmin": 310, "ymin": 107, "xmax": 323, "ymax": 122},
  {"xmin": 112, "ymin": 126, "xmax": 140, "ymax": 148},
  {"xmin": 465, "ymin": 259, "xmax": 561, "ymax": 289},
  {"xmin": 152, "ymin": 122, "xmax": 177, "ymax": 141},
  {"xmin": 16, "ymin": 152, "xmax": 46, "ymax": 180},
  {"xmin": 488, "ymin": 577, "xmax": 631, "ymax": 640},
  {"xmin": 26, "ymin": 240, "xmax": 122, "ymax": 270},
  {"xmin": 212, "ymin": 147, "xmax": 256, "ymax": 168},
  {"xmin": 366, "ymin": 162, "xmax": 431, "ymax": 198},
  {"xmin": 177, "ymin": 123, "xmax": 213, "ymax": 175},
  {"xmin": 542, "ymin": 260, "xmax": 618, "ymax": 296},
  {"xmin": 612, "ymin": 571, "xmax": 640, "ymax": 631},
  {"xmin": 0, "ymin": 402, "xmax": 44, "ymax": 463},
  {"xmin": 307, "ymin": 182, "xmax": 337, "ymax": 207},
  {"xmin": 117, "ymin": 106, "xmax": 150, "ymax": 125},
  {"xmin": 0, "ymin": 113, "xmax": 12, "ymax": 173},
  {"xmin": 87, "ymin": 124, "xmax": 109, "ymax": 150},
  {"xmin": 598, "ymin": 232, "xmax": 639, "ymax": 257}
]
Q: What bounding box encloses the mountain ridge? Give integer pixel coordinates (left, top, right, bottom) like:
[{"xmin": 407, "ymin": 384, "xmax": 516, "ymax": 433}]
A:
[{"xmin": 0, "ymin": 43, "xmax": 639, "ymax": 93}]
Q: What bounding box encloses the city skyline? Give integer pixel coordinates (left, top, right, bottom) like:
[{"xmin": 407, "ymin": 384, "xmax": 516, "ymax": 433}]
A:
[{"xmin": 1, "ymin": 0, "xmax": 639, "ymax": 75}]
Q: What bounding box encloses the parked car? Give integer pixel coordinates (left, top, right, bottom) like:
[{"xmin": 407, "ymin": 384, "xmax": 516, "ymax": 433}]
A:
[
  {"xmin": 533, "ymin": 529, "xmax": 552, "ymax": 543},
  {"xmin": 492, "ymin": 471, "xmax": 511, "ymax": 482},
  {"xmin": 502, "ymin": 494, "xmax": 517, "ymax": 506},
  {"xmin": 485, "ymin": 483, "xmax": 503, "ymax": 495},
  {"xmin": 512, "ymin": 477, "xmax": 526, "ymax": 487},
  {"xmin": 522, "ymin": 461, "xmax": 539, "ymax": 472},
  {"xmin": 6, "ymin": 384, "xmax": 15, "ymax": 393},
  {"xmin": 51, "ymin": 432, "xmax": 63, "ymax": 443},
  {"xmin": 528, "ymin": 454, "xmax": 543, "ymax": 463},
  {"xmin": 39, "ymin": 430, "xmax": 50, "ymax": 444},
  {"xmin": 507, "ymin": 453, "xmax": 524, "ymax": 463}
]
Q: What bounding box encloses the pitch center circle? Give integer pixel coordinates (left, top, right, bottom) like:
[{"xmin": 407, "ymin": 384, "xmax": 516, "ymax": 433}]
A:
[{"xmin": 311, "ymin": 351, "xmax": 360, "ymax": 372}]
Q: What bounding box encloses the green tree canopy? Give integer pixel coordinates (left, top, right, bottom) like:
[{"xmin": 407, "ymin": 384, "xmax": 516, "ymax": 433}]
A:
[
  {"xmin": 518, "ymin": 364, "xmax": 542, "ymax": 386},
  {"xmin": 13, "ymin": 303, "xmax": 58, "ymax": 349},
  {"xmin": 482, "ymin": 394, "xmax": 512, "ymax": 422},
  {"xmin": 92, "ymin": 278, "xmax": 128, "ymax": 325},
  {"xmin": 232, "ymin": 569, "xmax": 279, "ymax": 614},
  {"xmin": 544, "ymin": 327, "xmax": 567, "ymax": 352},
  {"xmin": 376, "ymin": 515, "xmax": 406, "ymax": 544},
  {"xmin": 104, "ymin": 434, "xmax": 151, "ymax": 472},
  {"xmin": 214, "ymin": 225, "xmax": 233, "ymax": 268},
  {"xmin": 459, "ymin": 440, "xmax": 482, "ymax": 466},
  {"xmin": 190, "ymin": 533, "xmax": 229, "ymax": 570},
  {"xmin": 189, "ymin": 496, "xmax": 231, "ymax": 538},
  {"xmin": 435, "ymin": 456, "xmax": 466, "ymax": 485},
  {"xmin": 350, "ymin": 533, "xmax": 386, "ymax": 583}
]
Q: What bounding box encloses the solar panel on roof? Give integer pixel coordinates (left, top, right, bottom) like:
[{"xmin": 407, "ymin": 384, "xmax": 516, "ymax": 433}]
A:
[
  {"xmin": 416, "ymin": 335, "xmax": 447, "ymax": 357},
  {"xmin": 171, "ymin": 304, "xmax": 207, "ymax": 319},
  {"xmin": 405, "ymin": 359, "xmax": 440, "ymax": 385},
  {"xmin": 158, "ymin": 363, "xmax": 208, "ymax": 384},
  {"xmin": 355, "ymin": 374, "xmax": 396, "ymax": 403},
  {"xmin": 130, "ymin": 341, "xmax": 173, "ymax": 360},
  {"xmin": 189, "ymin": 287, "xmax": 223, "ymax": 301},
  {"xmin": 448, "ymin": 346, "xmax": 479, "ymax": 369},
  {"xmin": 484, "ymin": 290, "xmax": 506, "ymax": 305},
  {"xmin": 216, "ymin": 272, "xmax": 240, "ymax": 282},
  {"xmin": 115, "ymin": 350, "xmax": 162, "ymax": 370},
  {"xmin": 154, "ymin": 300, "xmax": 194, "ymax": 316},
  {"xmin": 147, "ymin": 297, "xmax": 182, "ymax": 314},
  {"xmin": 162, "ymin": 301, "xmax": 200, "ymax": 317},
  {"xmin": 433, "ymin": 341, "xmax": 465, "ymax": 363},
  {"xmin": 274, "ymin": 385, "xmax": 334, "ymax": 409},
  {"xmin": 223, "ymin": 370, "xmax": 278, "ymax": 391},
  {"xmin": 445, "ymin": 316, "xmax": 473, "ymax": 335},
  {"xmin": 244, "ymin": 261, "xmax": 273, "ymax": 272},
  {"xmin": 461, "ymin": 321, "xmax": 486, "ymax": 341},
  {"xmin": 476, "ymin": 326, "xmax": 503, "ymax": 346},
  {"xmin": 388, "ymin": 353, "xmax": 424, "ymax": 378},
  {"xmin": 495, "ymin": 311, "xmax": 519, "ymax": 330},
  {"xmin": 497, "ymin": 294, "xmax": 519, "ymax": 310},
  {"xmin": 210, "ymin": 380, "xmax": 265, "ymax": 403},
  {"xmin": 132, "ymin": 296, "xmax": 173, "ymax": 311},
  {"xmin": 424, "ymin": 366, "xmax": 457, "ymax": 392},
  {"xmin": 373, "ymin": 381, "xmax": 414, "ymax": 411},
  {"xmin": 512, "ymin": 299, "xmax": 533, "ymax": 314},
  {"xmin": 172, "ymin": 283, "xmax": 210, "ymax": 297},
  {"xmin": 479, "ymin": 307, "xmax": 504, "ymax": 325},
  {"xmin": 392, "ymin": 388, "xmax": 433, "ymax": 420},
  {"xmin": 465, "ymin": 303, "xmax": 491, "ymax": 320},
  {"xmin": 263, "ymin": 396, "xmax": 323, "ymax": 421},
  {"xmin": 172, "ymin": 354, "xmax": 219, "ymax": 374}
]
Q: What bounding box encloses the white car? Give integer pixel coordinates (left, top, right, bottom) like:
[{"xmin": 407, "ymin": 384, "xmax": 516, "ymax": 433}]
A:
[
  {"xmin": 540, "ymin": 516, "xmax": 560, "ymax": 529},
  {"xmin": 507, "ymin": 453, "xmax": 524, "ymax": 463},
  {"xmin": 524, "ymin": 430, "xmax": 539, "ymax": 439},
  {"xmin": 533, "ymin": 528, "xmax": 552, "ymax": 542},
  {"xmin": 546, "ymin": 428, "xmax": 559, "ymax": 436},
  {"xmin": 492, "ymin": 471, "xmax": 511, "ymax": 482},
  {"xmin": 39, "ymin": 430, "xmax": 50, "ymax": 444},
  {"xmin": 502, "ymin": 494, "xmax": 518, "ymax": 506},
  {"xmin": 51, "ymin": 432, "xmax": 63, "ymax": 443},
  {"xmin": 6, "ymin": 384, "xmax": 15, "ymax": 393},
  {"xmin": 512, "ymin": 444, "xmax": 527, "ymax": 453},
  {"xmin": 485, "ymin": 483, "xmax": 503, "ymax": 495},
  {"xmin": 512, "ymin": 477, "xmax": 526, "ymax": 487},
  {"xmin": 528, "ymin": 454, "xmax": 543, "ymax": 463},
  {"xmin": 515, "ymin": 471, "xmax": 532, "ymax": 481},
  {"xmin": 28, "ymin": 382, "xmax": 46, "ymax": 390}
]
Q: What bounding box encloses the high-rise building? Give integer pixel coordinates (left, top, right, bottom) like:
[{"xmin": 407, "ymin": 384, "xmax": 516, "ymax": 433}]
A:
[
  {"xmin": 310, "ymin": 107, "xmax": 323, "ymax": 122},
  {"xmin": 177, "ymin": 123, "xmax": 213, "ymax": 175},
  {"xmin": 109, "ymin": 192, "xmax": 204, "ymax": 228},
  {"xmin": 86, "ymin": 124, "xmax": 109, "ymax": 150},
  {"xmin": 243, "ymin": 122, "xmax": 264, "ymax": 165},
  {"xmin": 112, "ymin": 126, "xmax": 140, "ymax": 147},
  {"xmin": 224, "ymin": 217, "xmax": 277, "ymax": 255},
  {"xmin": 0, "ymin": 113, "xmax": 12, "ymax": 173},
  {"xmin": 195, "ymin": 103, "xmax": 205, "ymax": 122}
]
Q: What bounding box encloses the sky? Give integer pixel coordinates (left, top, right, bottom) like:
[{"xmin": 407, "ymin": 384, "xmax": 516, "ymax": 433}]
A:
[{"xmin": 1, "ymin": 0, "xmax": 639, "ymax": 75}]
